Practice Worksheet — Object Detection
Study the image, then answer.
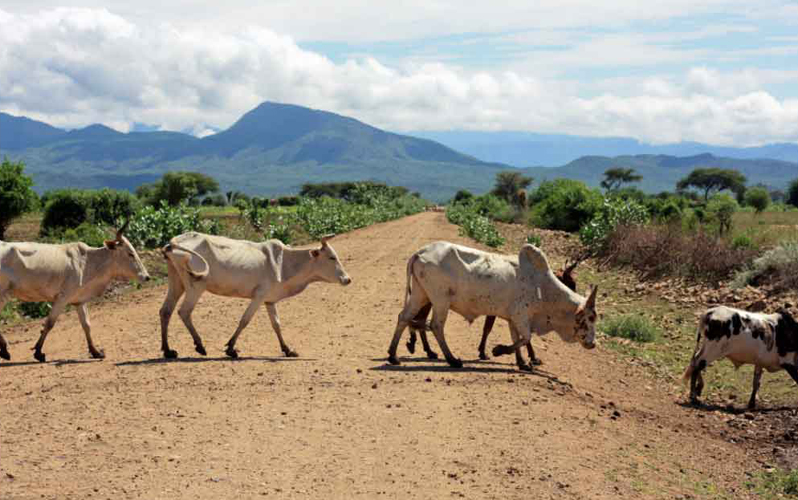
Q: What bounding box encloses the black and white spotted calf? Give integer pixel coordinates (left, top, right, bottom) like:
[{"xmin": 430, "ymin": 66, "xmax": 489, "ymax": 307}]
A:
[{"xmin": 683, "ymin": 306, "xmax": 798, "ymax": 409}]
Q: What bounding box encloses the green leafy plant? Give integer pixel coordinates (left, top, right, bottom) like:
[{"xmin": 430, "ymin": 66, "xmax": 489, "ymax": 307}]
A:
[
  {"xmin": 526, "ymin": 234, "xmax": 542, "ymax": 247},
  {"xmin": 579, "ymin": 197, "xmax": 649, "ymax": 253},
  {"xmin": 125, "ymin": 202, "xmax": 221, "ymax": 249},
  {"xmin": 18, "ymin": 301, "xmax": 51, "ymax": 319},
  {"xmin": 446, "ymin": 202, "xmax": 505, "ymax": 247},
  {"xmin": 601, "ymin": 314, "xmax": 659, "ymax": 343},
  {"xmin": 0, "ymin": 158, "xmax": 38, "ymax": 240}
]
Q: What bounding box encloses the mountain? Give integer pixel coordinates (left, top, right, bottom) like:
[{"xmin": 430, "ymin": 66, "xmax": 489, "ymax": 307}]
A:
[
  {"xmin": 411, "ymin": 131, "xmax": 798, "ymax": 167},
  {"xmin": 522, "ymin": 153, "xmax": 798, "ymax": 193},
  {"xmin": 3, "ymin": 104, "xmax": 798, "ymax": 200},
  {"xmin": 0, "ymin": 103, "xmax": 506, "ymax": 201}
]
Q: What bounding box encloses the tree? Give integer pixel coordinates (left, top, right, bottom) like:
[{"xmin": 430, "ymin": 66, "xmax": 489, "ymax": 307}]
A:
[
  {"xmin": 787, "ymin": 179, "xmax": 798, "ymax": 207},
  {"xmin": 491, "ymin": 171, "xmax": 532, "ymax": 205},
  {"xmin": 676, "ymin": 168, "xmax": 747, "ymax": 201},
  {"xmin": 0, "ymin": 158, "xmax": 38, "ymax": 240},
  {"xmin": 138, "ymin": 172, "xmax": 220, "ymax": 206},
  {"xmin": 744, "ymin": 187, "xmax": 770, "ymax": 214},
  {"xmin": 706, "ymin": 193, "xmax": 738, "ymax": 235},
  {"xmin": 600, "ymin": 168, "xmax": 642, "ymax": 191}
]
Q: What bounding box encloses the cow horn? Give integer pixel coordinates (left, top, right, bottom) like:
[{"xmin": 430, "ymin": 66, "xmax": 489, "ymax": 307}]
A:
[
  {"xmin": 585, "ymin": 285, "xmax": 598, "ymax": 309},
  {"xmin": 321, "ymin": 234, "xmax": 335, "ymax": 246},
  {"xmin": 116, "ymin": 219, "xmax": 130, "ymax": 240}
]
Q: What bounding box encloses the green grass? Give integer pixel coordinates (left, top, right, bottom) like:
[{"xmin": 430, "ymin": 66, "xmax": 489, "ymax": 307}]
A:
[
  {"xmin": 601, "ymin": 314, "xmax": 660, "ymax": 343},
  {"xmin": 747, "ymin": 468, "xmax": 798, "ymax": 499},
  {"xmin": 731, "ymin": 211, "xmax": 798, "ymax": 248}
]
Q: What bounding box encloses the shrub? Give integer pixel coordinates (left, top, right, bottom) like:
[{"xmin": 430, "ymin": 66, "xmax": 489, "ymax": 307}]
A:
[
  {"xmin": 601, "ymin": 224, "xmax": 757, "ymax": 282},
  {"xmin": 529, "ymin": 179, "xmax": 602, "ymax": 232},
  {"xmin": 731, "ymin": 233, "xmax": 756, "ymax": 251},
  {"xmin": 137, "ymin": 172, "xmax": 220, "ymax": 206},
  {"xmin": 277, "ymin": 196, "xmax": 300, "ymax": 206},
  {"xmin": 732, "ymin": 239, "xmax": 798, "ymax": 290},
  {"xmin": 744, "ymin": 187, "xmax": 771, "ymax": 214},
  {"xmin": 601, "ymin": 314, "xmax": 659, "ymax": 343},
  {"xmin": 446, "ymin": 202, "xmax": 504, "ymax": 247},
  {"xmin": 41, "ymin": 222, "xmax": 108, "ymax": 248},
  {"xmin": 452, "ymin": 189, "xmax": 474, "ymax": 204},
  {"xmin": 40, "ymin": 189, "xmax": 92, "ymax": 234},
  {"xmin": 579, "ymin": 197, "xmax": 649, "ymax": 253},
  {"xmin": 706, "ymin": 193, "xmax": 738, "ymax": 235},
  {"xmin": 125, "ymin": 202, "xmax": 221, "ymax": 249},
  {"xmin": 18, "ymin": 301, "xmax": 51, "ymax": 319},
  {"xmin": 0, "ymin": 158, "xmax": 38, "ymax": 240},
  {"xmin": 90, "ymin": 188, "xmax": 139, "ymax": 226}
]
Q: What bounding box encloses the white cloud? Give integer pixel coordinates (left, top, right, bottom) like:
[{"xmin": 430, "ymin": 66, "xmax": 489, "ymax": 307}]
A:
[{"xmin": 1, "ymin": 7, "xmax": 798, "ymax": 147}]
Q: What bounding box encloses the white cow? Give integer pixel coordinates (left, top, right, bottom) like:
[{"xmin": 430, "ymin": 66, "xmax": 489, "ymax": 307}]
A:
[
  {"xmin": 683, "ymin": 306, "xmax": 798, "ymax": 409},
  {"xmin": 387, "ymin": 241, "xmax": 598, "ymax": 371},
  {"xmin": 159, "ymin": 232, "xmax": 352, "ymax": 359},
  {"xmin": 0, "ymin": 224, "xmax": 150, "ymax": 362}
]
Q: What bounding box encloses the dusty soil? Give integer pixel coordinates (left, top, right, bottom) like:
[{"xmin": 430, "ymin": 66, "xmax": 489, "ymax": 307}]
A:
[{"xmin": 0, "ymin": 212, "xmax": 790, "ymax": 499}]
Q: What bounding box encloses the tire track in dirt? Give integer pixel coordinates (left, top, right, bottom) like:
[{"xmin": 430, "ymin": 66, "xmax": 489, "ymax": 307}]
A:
[{"xmin": 0, "ymin": 213, "xmax": 765, "ymax": 499}]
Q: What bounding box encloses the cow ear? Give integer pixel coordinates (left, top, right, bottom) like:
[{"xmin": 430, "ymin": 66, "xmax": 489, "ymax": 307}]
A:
[
  {"xmin": 104, "ymin": 240, "xmax": 118, "ymax": 250},
  {"xmin": 310, "ymin": 249, "xmax": 321, "ymax": 258}
]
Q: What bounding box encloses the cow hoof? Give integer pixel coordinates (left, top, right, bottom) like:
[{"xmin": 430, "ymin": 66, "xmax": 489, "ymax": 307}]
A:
[
  {"xmin": 163, "ymin": 349, "xmax": 178, "ymax": 359},
  {"xmin": 426, "ymin": 351, "xmax": 439, "ymax": 360},
  {"xmin": 195, "ymin": 345, "xmax": 207, "ymax": 356},
  {"xmin": 225, "ymin": 347, "xmax": 239, "ymax": 359},
  {"xmin": 387, "ymin": 355, "xmax": 401, "ymax": 366},
  {"xmin": 34, "ymin": 351, "xmax": 46, "ymax": 363},
  {"xmin": 478, "ymin": 352, "xmax": 489, "ymax": 361},
  {"xmin": 406, "ymin": 341, "xmax": 416, "ymax": 354},
  {"xmin": 747, "ymin": 401, "xmax": 757, "ymax": 410},
  {"xmin": 284, "ymin": 350, "xmax": 299, "ymax": 358},
  {"xmin": 531, "ymin": 358, "xmax": 543, "ymax": 366},
  {"xmin": 518, "ymin": 363, "xmax": 533, "ymax": 372},
  {"xmin": 492, "ymin": 345, "xmax": 512, "ymax": 357},
  {"xmin": 447, "ymin": 358, "xmax": 463, "ymax": 369},
  {"xmin": 0, "ymin": 349, "xmax": 9, "ymax": 361},
  {"xmin": 90, "ymin": 349, "xmax": 106, "ymax": 360}
]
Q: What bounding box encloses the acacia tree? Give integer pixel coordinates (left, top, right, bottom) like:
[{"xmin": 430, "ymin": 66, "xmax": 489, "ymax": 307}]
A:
[
  {"xmin": 676, "ymin": 168, "xmax": 747, "ymax": 201},
  {"xmin": 0, "ymin": 159, "xmax": 38, "ymax": 240},
  {"xmin": 137, "ymin": 172, "xmax": 220, "ymax": 206},
  {"xmin": 600, "ymin": 168, "xmax": 642, "ymax": 191},
  {"xmin": 491, "ymin": 171, "xmax": 532, "ymax": 206}
]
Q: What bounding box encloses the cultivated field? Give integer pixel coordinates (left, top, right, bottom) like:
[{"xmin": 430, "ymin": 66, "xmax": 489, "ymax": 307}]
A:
[{"xmin": 1, "ymin": 212, "xmax": 796, "ymax": 499}]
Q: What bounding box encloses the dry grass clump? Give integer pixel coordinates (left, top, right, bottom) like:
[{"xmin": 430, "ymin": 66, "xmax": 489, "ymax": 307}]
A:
[{"xmin": 600, "ymin": 223, "xmax": 758, "ymax": 282}]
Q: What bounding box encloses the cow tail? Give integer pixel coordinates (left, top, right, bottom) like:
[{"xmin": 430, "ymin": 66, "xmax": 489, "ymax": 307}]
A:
[
  {"xmin": 165, "ymin": 243, "xmax": 210, "ymax": 279},
  {"xmin": 405, "ymin": 253, "xmax": 419, "ymax": 307},
  {"xmin": 682, "ymin": 321, "xmax": 706, "ymax": 384}
]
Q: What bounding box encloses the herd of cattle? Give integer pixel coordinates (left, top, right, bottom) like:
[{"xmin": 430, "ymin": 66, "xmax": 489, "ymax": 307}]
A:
[{"xmin": 1, "ymin": 226, "xmax": 797, "ymax": 409}]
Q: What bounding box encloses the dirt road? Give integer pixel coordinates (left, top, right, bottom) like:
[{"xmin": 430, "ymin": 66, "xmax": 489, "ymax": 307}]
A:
[{"xmin": 0, "ymin": 213, "xmax": 769, "ymax": 499}]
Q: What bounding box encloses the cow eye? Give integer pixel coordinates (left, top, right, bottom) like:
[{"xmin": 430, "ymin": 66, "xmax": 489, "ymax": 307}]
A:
[{"xmin": 329, "ymin": 257, "xmax": 337, "ymax": 261}]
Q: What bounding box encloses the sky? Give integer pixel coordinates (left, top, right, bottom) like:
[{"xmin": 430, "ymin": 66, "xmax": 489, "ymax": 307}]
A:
[{"xmin": 1, "ymin": 1, "xmax": 798, "ymax": 145}]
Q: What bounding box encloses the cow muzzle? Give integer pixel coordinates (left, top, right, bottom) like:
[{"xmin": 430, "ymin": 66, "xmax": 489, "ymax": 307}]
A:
[{"xmin": 340, "ymin": 276, "xmax": 352, "ymax": 286}]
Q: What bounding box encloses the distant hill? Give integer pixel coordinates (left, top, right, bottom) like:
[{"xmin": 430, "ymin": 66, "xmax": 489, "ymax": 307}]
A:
[
  {"xmin": 0, "ymin": 103, "xmax": 507, "ymax": 201},
  {"xmin": 3, "ymin": 103, "xmax": 798, "ymax": 200},
  {"xmin": 411, "ymin": 131, "xmax": 798, "ymax": 168},
  {"xmin": 521, "ymin": 153, "xmax": 798, "ymax": 193}
]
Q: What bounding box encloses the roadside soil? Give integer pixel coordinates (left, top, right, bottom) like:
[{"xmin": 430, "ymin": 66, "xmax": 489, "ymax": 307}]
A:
[{"xmin": 0, "ymin": 212, "xmax": 792, "ymax": 499}]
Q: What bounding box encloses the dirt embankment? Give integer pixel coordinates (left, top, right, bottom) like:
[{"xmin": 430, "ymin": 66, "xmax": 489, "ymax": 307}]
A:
[{"xmin": 0, "ymin": 212, "xmax": 789, "ymax": 499}]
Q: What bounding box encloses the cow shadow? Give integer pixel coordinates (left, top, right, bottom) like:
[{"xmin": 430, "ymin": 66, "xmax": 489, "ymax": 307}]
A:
[
  {"xmin": 115, "ymin": 355, "xmax": 316, "ymax": 367},
  {"xmin": 370, "ymin": 356, "xmax": 559, "ymax": 378},
  {"xmin": 677, "ymin": 400, "xmax": 798, "ymax": 415},
  {"xmin": 0, "ymin": 358, "xmax": 102, "ymax": 369}
]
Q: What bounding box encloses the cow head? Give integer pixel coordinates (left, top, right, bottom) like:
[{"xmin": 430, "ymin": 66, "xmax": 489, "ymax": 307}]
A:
[
  {"xmin": 104, "ymin": 221, "xmax": 151, "ymax": 282},
  {"xmin": 309, "ymin": 234, "xmax": 352, "ymax": 286},
  {"xmin": 573, "ymin": 285, "xmax": 598, "ymax": 349}
]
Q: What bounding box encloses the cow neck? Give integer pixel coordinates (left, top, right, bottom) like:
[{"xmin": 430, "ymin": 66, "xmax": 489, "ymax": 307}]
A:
[
  {"xmin": 278, "ymin": 246, "xmax": 322, "ymax": 296},
  {"xmin": 82, "ymin": 245, "xmax": 118, "ymax": 287},
  {"xmin": 539, "ymin": 276, "xmax": 583, "ymax": 313}
]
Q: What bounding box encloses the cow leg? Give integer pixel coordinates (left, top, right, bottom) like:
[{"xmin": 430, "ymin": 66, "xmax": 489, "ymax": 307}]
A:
[
  {"xmin": 478, "ymin": 316, "xmax": 497, "ymax": 360},
  {"xmin": 429, "ymin": 304, "xmax": 462, "ymax": 368},
  {"xmin": 176, "ymin": 285, "xmax": 208, "ymax": 358},
  {"xmin": 31, "ymin": 298, "xmax": 68, "ymax": 363},
  {"xmin": 76, "ymin": 304, "xmax": 104, "ymax": 359},
  {"xmin": 418, "ymin": 330, "xmax": 439, "ymax": 360},
  {"xmin": 492, "ymin": 315, "xmax": 532, "ymax": 359},
  {"xmin": 407, "ymin": 303, "xmax": 431, "ymax": 354},
  {"xmin": 160, "ymin": 263, "xmax": 188, "ymax": 358},
  {"xmin": 689, "ymin": 359, "xmax": 707, "ymax": 404},
  {"xmin": 224, "ymin": 297, "xmax": 264, "ymax": 358},
  {"xmin": 264, "ymin": 303, "xmax": 297, "ymax": 357},
  {"xmin": 748, "ymin": 365, "xmax": 763, "ymax": 410},
  {"xmin": 0, "ymin": 293, "xmax": 10, "ymax": 361},
  {"xmin": 508, "ymin": 323, "xmax": 532, "ymax": 372},
  {"xmin": 526, "ymin": 339, "xmax": 542, "ymax": 366},
  {"xmin": 387, "ymin": 287, "xmax": 430, "ymax": 365},
  {"xmin": 781, "ymin": 364, "xmax": 798, "ymax": 385}
]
